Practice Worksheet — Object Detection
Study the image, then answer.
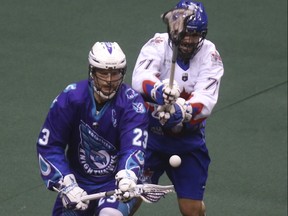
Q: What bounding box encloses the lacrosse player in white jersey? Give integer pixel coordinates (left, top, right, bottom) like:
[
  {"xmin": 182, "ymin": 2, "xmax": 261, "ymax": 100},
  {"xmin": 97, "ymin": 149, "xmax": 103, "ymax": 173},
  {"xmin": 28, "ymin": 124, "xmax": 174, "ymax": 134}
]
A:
[
  {"xmin": 132, "ymin": 1, "xmax": 224, "ymax": 215},
  {"xmin": 37, "ymin": 41, "xmax": 149, "ymax": 216}
]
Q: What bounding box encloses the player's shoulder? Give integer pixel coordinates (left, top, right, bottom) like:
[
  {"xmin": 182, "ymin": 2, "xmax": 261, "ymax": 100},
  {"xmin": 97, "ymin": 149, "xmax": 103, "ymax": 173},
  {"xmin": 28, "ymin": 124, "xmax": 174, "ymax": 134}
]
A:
[
  {"xmin": 116, "ymin": 84, "xmax": 146, "ymax": 113},
  {"xmin": 146, "ymin": 33, "xmax": 169, "ymax": 47},
  {"xmin": 197, "ymin": 39, "xmax": 223, "ymax": 66},
  {"xmin": 201, "ymin": 39, "xmax": 217, "ymax": 51},
  {"xmin": 141, "ymin": 33, "xmax": 169, "ymax": 56},
  {"xmin": 63, "ymin": 79, "xmax": 88, "ymax": 95},
  {"xmin": 151, "ymin": 33, "xmax": 169, "ymax": 42},
  {"xmin": 201, "ymin": 39, "xmax": 223, "ymax": 58},
  {"xmin": 58, "ymin": 80, "xmax": 89, "ymax": 105},
  {"xmin": 117, "ymin": 84, "xmax": 143, "ymax": 102}
]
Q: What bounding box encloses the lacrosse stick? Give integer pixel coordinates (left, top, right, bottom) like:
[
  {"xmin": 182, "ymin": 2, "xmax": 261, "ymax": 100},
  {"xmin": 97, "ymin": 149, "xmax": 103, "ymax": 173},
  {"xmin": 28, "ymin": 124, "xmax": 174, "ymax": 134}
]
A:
[
  {"xmin": 161, "ymin": 8, "xmax": 194, "ymax": 88},
  {"xmin": 158, "ymin": 8, "xmax": 195, "ymax": 127},
  {"xmin": 81, "ymin": 183, "xmax": 175, "ymax": 203}
]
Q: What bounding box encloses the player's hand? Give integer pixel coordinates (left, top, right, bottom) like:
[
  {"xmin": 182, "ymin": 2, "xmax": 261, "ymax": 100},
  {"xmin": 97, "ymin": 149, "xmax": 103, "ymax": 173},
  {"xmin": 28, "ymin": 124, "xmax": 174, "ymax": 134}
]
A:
[
  {"xmin": 151, "ymin": 79, "xmax": 180, "ymax": 105},
  {"xmin": 115, "ymin": 169, "xmax": 137, "ymax": 202},
  {"xmin": 158, "ymin": 98, "xmax": 192, "ymax": 128},
  {"xmin": 57, "ymin": 174, "xmax": 89, "ymax": 210},
  {"xmin": 115, "ymin": 169, "xmax": 138, "ymax": 192},
  {"xmin": 114, "ymin": 189, "xmax": 136, "ymax": 203}
]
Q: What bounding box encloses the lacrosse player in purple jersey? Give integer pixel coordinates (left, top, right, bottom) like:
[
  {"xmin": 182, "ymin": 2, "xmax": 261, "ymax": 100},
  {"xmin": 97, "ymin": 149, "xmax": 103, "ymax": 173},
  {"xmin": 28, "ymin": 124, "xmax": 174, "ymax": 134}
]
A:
[
  {"xmin": 132, "ymin": 1, "xmax": 224, "ymax": 215},
  {"xmin": 37, "ymin": 41, "xmax": 149, "ymax": 216}
]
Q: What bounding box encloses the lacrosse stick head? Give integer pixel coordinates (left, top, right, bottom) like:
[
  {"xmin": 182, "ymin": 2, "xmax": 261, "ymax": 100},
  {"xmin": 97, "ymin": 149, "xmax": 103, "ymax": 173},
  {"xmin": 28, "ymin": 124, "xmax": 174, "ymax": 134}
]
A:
[
  {"xmin": 162, "ymin": 1, "xmax": 208, "ymax": 61},
  {"xmin": 162, "ymin": 8, "xmax": 194, "ymax": 46},
  {"xmin": 140, "ymin": 191, "xmax": 169, "ymax": 203},
  {"xmin": 139, "ymin": 184, "xmax": 175, "ymax": 203}
]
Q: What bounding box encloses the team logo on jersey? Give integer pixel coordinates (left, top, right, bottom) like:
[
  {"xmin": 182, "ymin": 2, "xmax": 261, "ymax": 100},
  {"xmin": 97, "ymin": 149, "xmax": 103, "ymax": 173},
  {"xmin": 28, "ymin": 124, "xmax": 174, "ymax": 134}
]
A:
[
  {"xmin": 132, "ymin": 102, "xmax": 146, "ymax": 113},
  {"xmin": 125, "ymin": 88, "xmax": 138, "ymax": 99},
  {"xmin": 111, "ymin": 109, "xmax": 117, "ymax": 127},
  {"xmin": 79, "ymin": 122, "xmax": 117, "ymax": 177},
  {"xmin": 211, "ymin": 51, "xmax": 223, "ymax": 66},
  {"xmin": 150, "ymin": 36, "xmax": 164, "ymax": 44},
  {"xmin": 182, "ymin": 73, "xmax": 188, "ymax": 82}
]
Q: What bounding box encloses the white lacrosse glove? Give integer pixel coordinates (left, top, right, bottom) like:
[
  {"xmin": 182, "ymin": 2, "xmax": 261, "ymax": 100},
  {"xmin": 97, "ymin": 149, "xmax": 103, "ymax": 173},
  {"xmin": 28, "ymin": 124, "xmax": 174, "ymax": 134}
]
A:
[
  {"xmin": 158, "ymin": 98, "xmax": 192, "ymax": 128},
  {"xmin": 115, "ymin": 169, "xmax": 138, "ymax": 202},
  {"xmin": 151, "ymin": 79, "xmax": 180, "ymax": 105},
  {"xmin": 57, "ymin": 174, "xmax": 89, "ymax": 210},
  {"xmin": 114, "ymin": 189, "xmax": 136, "ymax": 203},
  {"xmin": 115, "ymin": 169, "xmax": 138, "ymax": 192}
]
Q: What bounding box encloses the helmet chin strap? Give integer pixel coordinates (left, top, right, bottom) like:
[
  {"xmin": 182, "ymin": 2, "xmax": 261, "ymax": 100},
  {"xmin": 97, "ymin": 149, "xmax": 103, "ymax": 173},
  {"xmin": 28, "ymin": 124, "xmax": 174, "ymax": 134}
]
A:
[
  {"xmin": 178, "ymin": 39, "xmax": 204, "ymax": 63},
  {"xmin": 90, "ymin": 72, "xmax": 116, "ymax": 101},
  {"xmin": 93, "ymin": 85, "xmax": 116, "ymax": 100},
  {"xmin": 89, "ymin": 71, "xmax": 125, "ymax": 104}
]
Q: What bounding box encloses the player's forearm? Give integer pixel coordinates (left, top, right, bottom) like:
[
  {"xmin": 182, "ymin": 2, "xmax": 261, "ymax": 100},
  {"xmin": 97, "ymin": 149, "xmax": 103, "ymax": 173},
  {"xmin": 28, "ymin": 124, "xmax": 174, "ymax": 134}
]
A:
[
  {"xmin": 188, "ymin": 96, "xmax": 217, "ymax": 120},
  {"xmin": 37, "ymin": 144, "xmax": 71, "ymax": 189},
  {"xmin": 117, "ymin": 149, "xmax": 145, "ymax": 180}
]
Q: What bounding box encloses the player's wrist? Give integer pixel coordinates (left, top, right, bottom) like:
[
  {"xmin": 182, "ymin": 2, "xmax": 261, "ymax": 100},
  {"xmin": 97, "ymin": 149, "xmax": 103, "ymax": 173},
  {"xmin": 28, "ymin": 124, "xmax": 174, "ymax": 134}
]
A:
[
  {"xmin": 177, "ymin": 98, "xmax": 192, "ymax": 122},
  {"xmin": 142, "ymin": 80, "xmax": 161, "ymax": 104},
  {"xmin": 151, "ymin": 79, "xmax": 180, "ymax": 105},
  {"xmin": 150, "ymin": 80, "xmax": 165, "ymax": 105}
]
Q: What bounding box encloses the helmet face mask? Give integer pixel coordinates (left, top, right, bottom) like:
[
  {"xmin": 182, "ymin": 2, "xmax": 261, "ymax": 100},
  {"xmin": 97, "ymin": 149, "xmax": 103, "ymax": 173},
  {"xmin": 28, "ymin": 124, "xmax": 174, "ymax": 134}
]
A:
[
  {"xmin": 175, "ymin": 0, "xmax": 208, "ymax": 62},
  {"xmin": 88, "ymin": 42, "xmax": 127, "ymax": 101},
  {"xmin": 178, "ymin": 32, "xmax": 202, "ymax": 62},
  {"xmin": 90, "ymin": 67, "xmax": 125, "ymax": 100}
]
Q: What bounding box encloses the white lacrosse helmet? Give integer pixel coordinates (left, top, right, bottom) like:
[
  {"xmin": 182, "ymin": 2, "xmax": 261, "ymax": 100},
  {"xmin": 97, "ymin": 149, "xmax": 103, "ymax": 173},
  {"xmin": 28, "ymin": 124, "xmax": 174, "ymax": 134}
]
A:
[
  {"xmin": 88, "ymin": 42, "xmax": 127, "ymax": 70},
  {"xmin": 88, "ymin": 42, "xmax": 127, "ymax": 100}
]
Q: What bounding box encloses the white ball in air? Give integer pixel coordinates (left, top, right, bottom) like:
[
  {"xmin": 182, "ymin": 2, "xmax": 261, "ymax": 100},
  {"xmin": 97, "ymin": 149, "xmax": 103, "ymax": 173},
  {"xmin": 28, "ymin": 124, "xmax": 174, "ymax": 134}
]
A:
[{"xmin": 169, "ymin": 155, "xmax": 182, "ymax": 168}]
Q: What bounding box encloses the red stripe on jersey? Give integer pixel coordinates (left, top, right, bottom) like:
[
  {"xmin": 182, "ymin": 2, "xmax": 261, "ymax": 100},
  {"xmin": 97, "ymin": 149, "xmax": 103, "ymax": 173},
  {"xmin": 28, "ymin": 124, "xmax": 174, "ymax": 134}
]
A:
[
  {"xmin": 142, "ymin": 80, "xmax": 156, "ymax": 96},
  {"xmin": 190, "ymin": 103, "xmax": 206, "ymax": 124}
]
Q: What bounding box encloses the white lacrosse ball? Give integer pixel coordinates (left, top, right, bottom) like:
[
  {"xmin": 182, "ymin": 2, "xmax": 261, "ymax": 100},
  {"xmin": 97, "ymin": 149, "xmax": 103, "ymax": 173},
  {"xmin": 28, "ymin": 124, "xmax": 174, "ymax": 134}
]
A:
[
  {"xmin": 169, "ymin": 155, "xmax": 182, "ymax": 168},
  {"xmin": 119, "ymin": 178, "xmax": 135, "ymax": 192}
]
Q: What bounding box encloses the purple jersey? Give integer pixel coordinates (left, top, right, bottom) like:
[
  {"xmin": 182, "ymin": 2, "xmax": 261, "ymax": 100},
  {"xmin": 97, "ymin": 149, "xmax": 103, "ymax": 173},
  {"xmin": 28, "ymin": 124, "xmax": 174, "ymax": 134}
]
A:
[{"xmin": 37, "ymin": 80, "xmax": 148, "ymax": 190}]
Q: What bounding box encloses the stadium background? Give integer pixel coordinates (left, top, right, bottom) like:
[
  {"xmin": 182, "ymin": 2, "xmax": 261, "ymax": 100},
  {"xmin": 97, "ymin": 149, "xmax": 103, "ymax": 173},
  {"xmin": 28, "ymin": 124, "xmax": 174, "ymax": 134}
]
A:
[{"xmin": 0, "ymin": 0, "xmax": 286, "ymax": 215}]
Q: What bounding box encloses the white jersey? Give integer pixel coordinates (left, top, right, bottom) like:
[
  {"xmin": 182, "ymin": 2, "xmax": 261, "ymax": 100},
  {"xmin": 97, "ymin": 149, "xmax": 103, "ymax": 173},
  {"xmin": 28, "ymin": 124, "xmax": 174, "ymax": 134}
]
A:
[{"xmin": 132, "ymin": 33, "xmax": 224, "ymax": 123}]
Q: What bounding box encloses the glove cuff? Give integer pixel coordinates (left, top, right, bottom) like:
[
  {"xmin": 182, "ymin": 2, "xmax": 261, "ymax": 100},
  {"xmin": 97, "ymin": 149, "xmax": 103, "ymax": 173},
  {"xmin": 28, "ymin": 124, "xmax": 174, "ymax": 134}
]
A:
[
  {"xmin": 176, "ymin": 98, "xmax": 193, "ymax": 122},
  {"xmin": 55, "ymin": 174, "xmax": 78, "ymax": 193},
  {"xmin": 115, "ymin": 170, "xmax": 138, "ymax": 183},
  {"xmin": 151, "ymin": 80, "xmax": 165, "ymax": 104}
]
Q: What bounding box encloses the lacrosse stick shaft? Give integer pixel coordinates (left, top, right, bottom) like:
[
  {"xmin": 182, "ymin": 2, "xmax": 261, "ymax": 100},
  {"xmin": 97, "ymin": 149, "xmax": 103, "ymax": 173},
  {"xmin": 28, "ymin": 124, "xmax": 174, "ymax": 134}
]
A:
[
  {"xmin": 169, "ymin": 45, "xmax": 178, "ymax": 88},
  {"xmin": 81, "ymin": 190, "xmax": 115, "ymax": 202},
  {"xmin": 80, "ymin": 184, "xmax": 174, "ymax": 202}
]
